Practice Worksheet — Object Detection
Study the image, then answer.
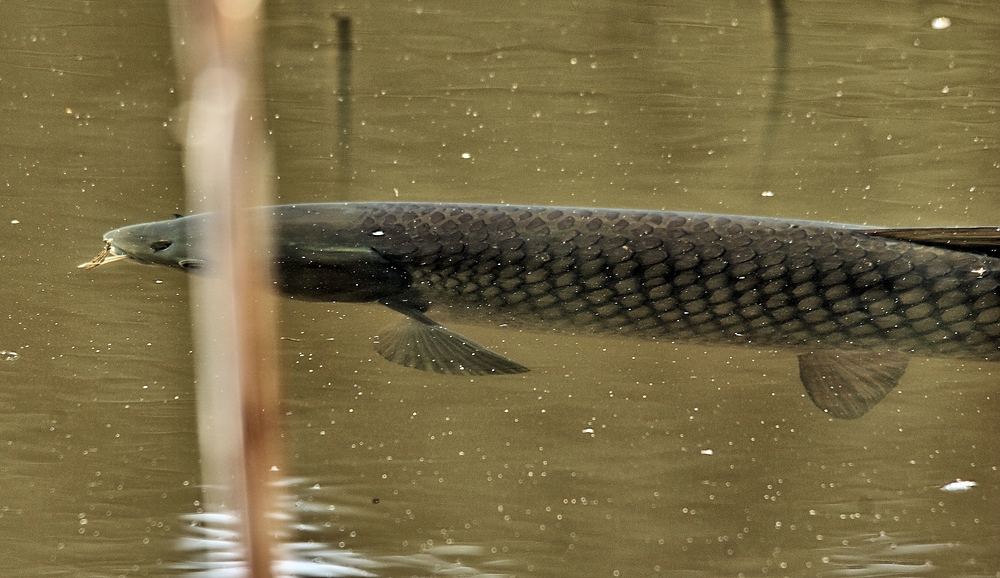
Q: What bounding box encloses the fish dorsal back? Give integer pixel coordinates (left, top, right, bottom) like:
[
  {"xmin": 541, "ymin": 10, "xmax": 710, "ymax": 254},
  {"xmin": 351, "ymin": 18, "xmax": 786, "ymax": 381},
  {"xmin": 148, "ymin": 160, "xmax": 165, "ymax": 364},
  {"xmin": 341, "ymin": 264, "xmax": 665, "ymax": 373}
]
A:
[{"xmin": 867, "ymin": 227, "xmax": 1000, "ymax": 258}]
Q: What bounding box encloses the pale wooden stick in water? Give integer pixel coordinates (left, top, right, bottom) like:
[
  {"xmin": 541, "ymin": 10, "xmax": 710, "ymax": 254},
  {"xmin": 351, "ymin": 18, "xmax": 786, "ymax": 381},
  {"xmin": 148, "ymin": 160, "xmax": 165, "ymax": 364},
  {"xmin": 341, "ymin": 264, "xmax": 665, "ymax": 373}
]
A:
[
  {"xmin": 78, "ymin": 243, "xmax": 112, "ymax": 270},
  {"xmin": 78, "ymin": 242, "xmax": 130, "ymax": 269},
  {"xmin": 78, "ymin": 242, "xmax": 116, "ymax": 269}
]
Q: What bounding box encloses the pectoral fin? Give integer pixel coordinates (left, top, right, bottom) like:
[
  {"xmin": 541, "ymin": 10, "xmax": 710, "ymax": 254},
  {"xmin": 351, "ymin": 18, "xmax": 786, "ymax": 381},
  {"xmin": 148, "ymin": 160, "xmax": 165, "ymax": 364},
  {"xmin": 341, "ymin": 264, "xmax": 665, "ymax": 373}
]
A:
[
  {"xmin": 797, "ymin": 351, "xmax": 908, "ymax": 419},
  {"xmin": 373, "ymin": 298, "xmax": 529, "ymax": 376}
]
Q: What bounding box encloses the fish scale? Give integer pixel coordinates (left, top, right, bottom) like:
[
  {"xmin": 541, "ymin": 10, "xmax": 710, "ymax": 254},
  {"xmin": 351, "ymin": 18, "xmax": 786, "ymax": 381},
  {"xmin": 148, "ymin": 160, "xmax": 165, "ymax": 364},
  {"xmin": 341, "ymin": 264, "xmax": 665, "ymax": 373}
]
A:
[{"xmin": 340, "ymin": 203, "xmax": 1000, "ymax": 358}]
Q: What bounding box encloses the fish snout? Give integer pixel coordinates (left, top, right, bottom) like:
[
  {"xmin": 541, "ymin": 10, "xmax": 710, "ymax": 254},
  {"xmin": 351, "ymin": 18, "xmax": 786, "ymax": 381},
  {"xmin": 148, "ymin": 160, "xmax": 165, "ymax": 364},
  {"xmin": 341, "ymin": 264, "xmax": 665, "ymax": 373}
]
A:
[{"xmin": 105, "ymin": 239, "xmax": 128, "ymax": 257}]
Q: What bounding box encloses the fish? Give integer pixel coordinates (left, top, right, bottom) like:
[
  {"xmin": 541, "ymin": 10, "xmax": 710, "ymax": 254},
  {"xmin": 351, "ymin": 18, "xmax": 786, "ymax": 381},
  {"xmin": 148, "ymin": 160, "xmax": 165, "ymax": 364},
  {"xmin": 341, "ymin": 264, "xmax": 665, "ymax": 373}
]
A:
[{"xmin": 80, "ymin": 202, "xmax": 1000, "ymax": 419}]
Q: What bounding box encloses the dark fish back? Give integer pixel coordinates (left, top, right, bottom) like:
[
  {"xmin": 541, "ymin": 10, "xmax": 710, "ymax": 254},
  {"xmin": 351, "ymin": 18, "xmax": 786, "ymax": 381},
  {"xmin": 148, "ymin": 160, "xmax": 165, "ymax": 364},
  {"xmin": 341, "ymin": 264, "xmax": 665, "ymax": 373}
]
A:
[{"xmin": 354, "ymin": 203, "xmax": 1000, "ymax": 360}]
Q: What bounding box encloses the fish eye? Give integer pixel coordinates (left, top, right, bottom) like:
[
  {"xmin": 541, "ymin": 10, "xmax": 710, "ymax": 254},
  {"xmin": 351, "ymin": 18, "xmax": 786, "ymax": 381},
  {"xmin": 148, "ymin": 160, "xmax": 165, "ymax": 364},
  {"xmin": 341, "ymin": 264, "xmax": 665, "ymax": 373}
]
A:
[{"xmin": 150, "ymin": 240, "xmax": 173, "ymax": 252}]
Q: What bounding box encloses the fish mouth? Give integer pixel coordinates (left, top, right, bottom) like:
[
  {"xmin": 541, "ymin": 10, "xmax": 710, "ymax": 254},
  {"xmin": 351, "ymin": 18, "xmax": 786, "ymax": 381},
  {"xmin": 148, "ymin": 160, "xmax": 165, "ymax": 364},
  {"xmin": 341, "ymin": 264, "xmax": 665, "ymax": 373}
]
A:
[{"xmin": 78, "ymin": 240, "xmax": 131, "ymax": 270}]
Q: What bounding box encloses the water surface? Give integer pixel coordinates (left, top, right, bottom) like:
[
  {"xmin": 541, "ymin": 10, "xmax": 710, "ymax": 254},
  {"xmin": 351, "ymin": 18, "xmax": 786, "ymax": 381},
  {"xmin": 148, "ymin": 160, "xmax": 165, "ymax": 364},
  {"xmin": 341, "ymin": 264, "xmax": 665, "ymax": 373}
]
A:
[{"xmin": 1, "ymin": 1, "xmax": 997, "ymax": 576}]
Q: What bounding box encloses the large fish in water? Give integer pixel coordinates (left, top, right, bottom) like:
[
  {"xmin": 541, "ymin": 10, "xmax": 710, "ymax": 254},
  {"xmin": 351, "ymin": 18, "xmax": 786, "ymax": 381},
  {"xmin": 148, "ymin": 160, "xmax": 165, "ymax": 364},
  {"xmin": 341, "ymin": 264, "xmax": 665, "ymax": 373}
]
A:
[{"xmin": 81, "ymin": 203, "xmax": 1000, "ymax": 419}]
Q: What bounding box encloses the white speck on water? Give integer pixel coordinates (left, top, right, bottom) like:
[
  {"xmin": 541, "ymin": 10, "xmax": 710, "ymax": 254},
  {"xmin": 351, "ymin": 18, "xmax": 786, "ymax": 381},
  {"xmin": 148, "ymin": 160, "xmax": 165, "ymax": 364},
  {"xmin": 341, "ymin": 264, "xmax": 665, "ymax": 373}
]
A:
[
  {"xmin": 931, "ymin": 17, "xmax": 951, "ymax": 30},
  {"xmin": 761, "ymin": 191, "xmax": 774, "ymax": 197},
  {"xmin": 10, "ymin": 219, "xmax": 19, "ymax": 224},
  {"xmin": 581, "ymin": 428, "xmax": 594, "ymax": 434},
  {"xmin": 372, "ymin": 230, "xmax": 385, "ymax": 236},
  {"xmin": 941, "ymin": 479, "xmax": 976, "ymax": 491},
  {"xmin": 700, "ymin": 449, "xmax": 713, "ymax": 455},
  {"xmin": 1, "ymin": 350, "xmax": 19, "ymax": 361},
  {"xmin": 461, "ymin": 152, "xmax": 471, "ymax": 159}
]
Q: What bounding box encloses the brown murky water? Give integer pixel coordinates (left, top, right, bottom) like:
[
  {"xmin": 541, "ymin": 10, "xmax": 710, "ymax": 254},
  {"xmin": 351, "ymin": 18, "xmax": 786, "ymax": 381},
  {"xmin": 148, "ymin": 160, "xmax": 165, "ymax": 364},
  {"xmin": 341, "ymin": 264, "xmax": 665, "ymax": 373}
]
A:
[{"xmin": 1, "ymin": 1, "xmax": 997, "ymax": 576}]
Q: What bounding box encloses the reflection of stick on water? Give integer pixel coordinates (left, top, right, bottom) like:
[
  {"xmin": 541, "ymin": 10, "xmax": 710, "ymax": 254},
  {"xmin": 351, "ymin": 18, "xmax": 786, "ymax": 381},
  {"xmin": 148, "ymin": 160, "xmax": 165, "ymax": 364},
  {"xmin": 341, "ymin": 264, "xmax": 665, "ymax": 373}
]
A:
[
  {"xmin": 174, "ymin": 478, "xmax": 517, "ymax": 576},
  {"xmin": 176, "ymin": 511, "xmax": 380, "ymax": 577},
  {"xmin": 754, "ymin": 0, "xmax": 789, "ymax": 194},
  {"xmin": 332, "ymin": 14, "xmax": 353, "ymax": 187}
]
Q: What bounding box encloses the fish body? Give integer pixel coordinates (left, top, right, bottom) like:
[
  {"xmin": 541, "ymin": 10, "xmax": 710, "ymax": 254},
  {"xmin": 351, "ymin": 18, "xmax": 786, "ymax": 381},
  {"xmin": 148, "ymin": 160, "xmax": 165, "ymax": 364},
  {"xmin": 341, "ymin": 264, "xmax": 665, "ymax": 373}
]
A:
[{"xmin": 84, "ymin": 203, "xmax": 1000, "ymax": 418}]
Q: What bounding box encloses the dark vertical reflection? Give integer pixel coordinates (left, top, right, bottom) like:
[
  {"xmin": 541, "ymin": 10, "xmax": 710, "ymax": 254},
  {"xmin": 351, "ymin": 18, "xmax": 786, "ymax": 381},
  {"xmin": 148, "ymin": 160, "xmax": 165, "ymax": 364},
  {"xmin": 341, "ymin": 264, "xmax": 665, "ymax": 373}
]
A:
[
  {"xmin": 755, "ymin": 0, "xmax": 789, "ymax": 193},
  {"xmin": 333, "ymin": 13, "xmax": 353, "ymax": 190}
]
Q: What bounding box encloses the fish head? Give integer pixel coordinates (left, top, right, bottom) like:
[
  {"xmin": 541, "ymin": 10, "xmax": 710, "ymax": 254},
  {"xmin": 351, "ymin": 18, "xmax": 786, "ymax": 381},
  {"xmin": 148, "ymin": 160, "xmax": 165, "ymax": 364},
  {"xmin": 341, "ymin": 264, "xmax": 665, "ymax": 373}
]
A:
[{"xmin": 81, "ymin": 214, "xmax": 207, "ymax": 271}]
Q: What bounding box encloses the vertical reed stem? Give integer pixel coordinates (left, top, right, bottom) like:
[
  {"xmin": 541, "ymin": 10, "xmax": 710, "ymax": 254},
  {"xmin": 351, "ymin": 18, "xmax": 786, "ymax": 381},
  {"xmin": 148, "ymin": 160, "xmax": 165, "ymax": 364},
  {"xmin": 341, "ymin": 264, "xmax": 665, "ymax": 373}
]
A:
[{"xmin": 168, "ymin": 1, "xmax": 282, "ymax": 575}]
